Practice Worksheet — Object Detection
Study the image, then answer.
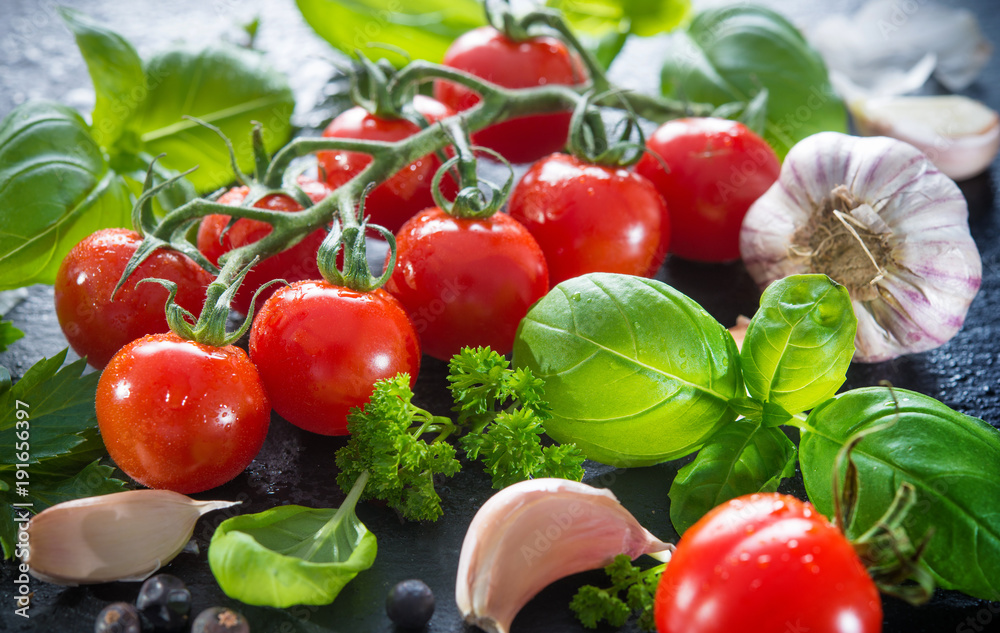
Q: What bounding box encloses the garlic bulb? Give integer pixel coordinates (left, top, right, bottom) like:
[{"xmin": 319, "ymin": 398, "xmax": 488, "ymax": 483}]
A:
[
  {"xmin": 26, "ymin": 489, "xmax": 238, "ymax": 585},
  {"xmin": 456, "ymin": 478, "xmax": 671, "ymax": 633},
  {"xmin": 740, "ymin": 132, "xmax": 981, "ymax": 363},
  {"xmin": 850, "ymin": 95, "xmax": 1000, "ymax": 181}
]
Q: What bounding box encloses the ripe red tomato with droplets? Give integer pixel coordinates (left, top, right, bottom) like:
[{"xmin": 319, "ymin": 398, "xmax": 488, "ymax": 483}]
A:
[
  {"xmin": 197, "ymin": 176, "xmax": 329, "ymax": 315},
  {"xmin": 434, "ymin": 26, "xmax": 587, "ymax": 163},
  {"xmin": 635, "ymin": 118, "xmax": 779, "ymax": 263},
  {"xmin": 249, "ymin": 281, "xmax": 421, "ymax": 436},
  {"xmin": 318, "ymin": 95, "xmax": 455, "ymax": 233},
  {"xmin": 655, "ymin": 493, "xmax": 882, "ymax": 633},
  {"xmin": 96, "ymin": 333, "xmax": 271, "ymax": 493},
  {"xmin": 385, "ymin": 207, "xmax": 549, "ymax": 361},
  {"xmin": 54, "ymin": 228, "xmax": 213, "ymax": 369},
  {"xmin": 508, "ymin": 152, "xmax": 670, "ymax": 285}
]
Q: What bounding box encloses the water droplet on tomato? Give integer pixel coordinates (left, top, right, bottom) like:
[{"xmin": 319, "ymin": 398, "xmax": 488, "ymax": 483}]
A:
[
  {"xmin": 756, "ymin": 555, "xmax": 771, "ymax": 569},
  {"xmin": 738, "ymin": 552, "xmax": 751, "ymax": 563},
  {"xmin": 787, "ymin": 539, "xmax": 799, "ymax": 549},
  {"xmin": 750, "ymin": 579, "xmax": 762, "ymax": 590},
  {"xmin": 801, "ymin": 554, "xmax": 815, "ymax": 564}
]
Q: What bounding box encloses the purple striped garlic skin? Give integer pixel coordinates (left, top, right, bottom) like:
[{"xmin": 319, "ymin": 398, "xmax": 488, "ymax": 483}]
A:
[{"xmin": 740, "ymin": 132, "xmax": 982, "ymax": 363}]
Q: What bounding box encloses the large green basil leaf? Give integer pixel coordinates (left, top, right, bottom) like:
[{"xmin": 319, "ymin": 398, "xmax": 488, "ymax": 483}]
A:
[
  {"xmin": 800, "ymin": 387, "xmax": 1000, "ymax": 600},
  {"xmin": 512, "ymin": 273, "xmax": 743, "ymax": 467},
  {"xmin": 741, "ymin": 274, "xmax": 855, "ymax": 416},
  {"xmin": 122, "ymin": 44, "xmax": 294, "ymax": 193},
  {"xmin": 547, "ymin": 0, "xmax": 690, "ymax": 38},
  {"xmin": 209, "ymin": 499, "xmax": 377, "ymax": 607},
  {"xmin": 59, "ymin": 7, "xmax": 145, "ymax": 149},
  {"xmin": 0, "ymin": 101, "xmax": 132, "ymax": 289},
  {"xmin": 296, "ymin": 0, "xmax": 484, "ymax": 65},
  {"xmin": 669, "ymin": 419, "xmax": 796, "ymax": 534},
  {"xmin": 660, "ymin": 5, "xmax": 846, "ymax": 158}
]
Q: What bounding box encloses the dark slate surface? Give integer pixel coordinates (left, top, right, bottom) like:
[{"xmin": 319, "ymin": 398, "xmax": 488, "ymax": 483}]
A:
[{"xmin": 2, "ymin": 1, "xmax": 1000, "ymax": 632}]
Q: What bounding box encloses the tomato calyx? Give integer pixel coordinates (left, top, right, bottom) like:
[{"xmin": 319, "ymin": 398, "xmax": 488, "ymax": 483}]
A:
[
  {"xmin": 431, "ymin": 125, "xmax": 513, "ymax": 220},
  {"xmin": 315, "ymin": 185, "xmax": 396, "ymax": 292},
  {"xmin": 565, "ymin": 90, "xmax": 647, "ymax": 168},
  {"xmin": 833, "ymin": 394, "xmax": 936, "ymax": 605}
]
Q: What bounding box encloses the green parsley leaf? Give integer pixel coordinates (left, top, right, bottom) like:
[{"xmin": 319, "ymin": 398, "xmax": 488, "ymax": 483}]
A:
[
  {"xmin": 570, "ymin": 554, "xmax": 665, "ymax": 631},
  {"xmin": 0, "ymin": 320, "xmax": 23, "ymax": 352},
  {"xmin": 0, "ymin": 350, "xmax": 129, "ymax": 559}
]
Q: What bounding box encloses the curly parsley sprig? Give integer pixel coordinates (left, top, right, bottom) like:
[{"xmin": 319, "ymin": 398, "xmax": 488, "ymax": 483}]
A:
[
  {"xmin": 570, "ymin": 554, "xmax": 666, "ymax": 631},
  {"xmin": 335, "ymin": 347, "xmax": 585, "ymax": 521}
]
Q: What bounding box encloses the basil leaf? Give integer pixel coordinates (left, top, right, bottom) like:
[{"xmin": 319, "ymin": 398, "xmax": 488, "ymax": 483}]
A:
[
  {"xmin": 660, "ymin": 5, "xmax": 846, "ymax": 158},
  {"xmin": 121, "ymin": 44, "xmax": 294, "ymax": 193},
  {"xmin": 296, "ymin": 0, "xmax": 484, "ymax": 65},
  {"xmin": 209, "ymin": 478, "xmax": 376, "ymax": 608},
  {"xmin": 0, "ymin": 101, "xmax": 132, "ymax": 290},
  {"xmin": 669, "ymin": 419, "xmax": 796, "ymax": 534},
  {"xmin": 512, "ymin": 273, "xmax": 743, "ymax": 467},
  {"xmin": 741, "ymin": 274, "xmax": 855, "ymax": 416},
  {"xmin": 0, "ymin": 320, "xmax": 24, "ymax": 352},
  {"xmin": 800, "ymin": 387, "xmax": 1000, "ymax": 600},
  {"xmin": 547, "ymin": 0, "xmax": 691, "ymax": 38},
  {"xmin": 59, "ymin": 7, "xmax": 145, "ymax": 149}
]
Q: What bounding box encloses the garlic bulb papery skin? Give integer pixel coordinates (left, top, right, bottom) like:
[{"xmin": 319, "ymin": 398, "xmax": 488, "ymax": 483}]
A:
[
  {"xmin": 456, "ymin": 478, "xmax": 671, "ymax": 633},
  {"xmin": 851, "ymin": 95, "xmax": 1000, "ymax": 181},
  {"xmin": 26, "ymin": 489, "xmax": 239, "ymax": 585},
  {"xmin": 740, "ymin": 132, "xmax": 982, "ymax": 363}
]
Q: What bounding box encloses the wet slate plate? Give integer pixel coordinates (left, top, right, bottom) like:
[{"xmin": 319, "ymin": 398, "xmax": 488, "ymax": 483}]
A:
[{"xmin": 2, "ymin": 1, "xmax": 1000, "ymax": 632}]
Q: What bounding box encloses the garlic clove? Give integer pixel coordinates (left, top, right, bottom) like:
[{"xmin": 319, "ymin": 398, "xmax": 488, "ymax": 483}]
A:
[
  {"xmin": 456, "ymin": 478, "xmax": 671, "ymax": 633},
  {"xmin": 850, "ymin": 95, "xmax": 1000, "ymax": 181},
  {"xmin": 26, "ymin": 489, "xmax": 238, "ymax": 585}
]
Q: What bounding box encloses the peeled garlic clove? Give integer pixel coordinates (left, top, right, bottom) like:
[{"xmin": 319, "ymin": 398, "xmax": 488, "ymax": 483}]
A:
[
  {"xmin": 26, "ymin": 489, "xmax": 238, "ymax": 585},
  {"xmin": 456, "ymin": 478, "xmax": 671, "ymax": 633},
  {"xmin": 851, "ymin": 95, "xmax": 1000, "ymax": 180}
]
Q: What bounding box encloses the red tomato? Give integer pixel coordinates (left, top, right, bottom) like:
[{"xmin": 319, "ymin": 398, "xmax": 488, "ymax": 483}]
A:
[
  {"xmin": 434, "ymin": 26, "xmax": 587, "ymax": 163},
  {"xmin": 318, "ymin": 95, "xmax": 455, "ymax": 233},
  {"xmin": 96, "ymin": 333, "xmax": 271, "ymax": 493},
  {"xmin": 655, "ymin": 493, "xmax": 882, "ymax": 633},
  {"xmin": 249, "ymin": 281, "xmax": 421, "ymax": 436},
  {"xmin": 197, "ymin": 177, "xmax": 329, "ymax": 315},
  {"xmin": 385, "ymin": 207, "xmax": 549, "ymax": 360},
  {"xmin": 635, "ymin": 118, "xmax": 779, "ymax": 263},
  {"xmin": 508, "ymin": 152, "xmax": 670, "ymax": 285},
  {"xmin": 54, "ymin": 228, "xmax": 212, "ymax": 369}
]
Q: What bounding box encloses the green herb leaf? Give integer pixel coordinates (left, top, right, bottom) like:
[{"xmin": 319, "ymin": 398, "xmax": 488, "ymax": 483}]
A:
[
  {"xmin": 800, "ymin": 387, "xmax": 1000, "ymax": 600},
  {"xmin": 1, "ymin": 350, "xmax": 129, "ymax": 558},
  {"xmin": 741, "ymin": 274, "xmax": 856, "ymax": 416},
  {"xmin": 0, "ymin": 320, "xmax": 24, "ymax": 352},
  {"xmin": 0, "ymin": 101, "xmax": 132, "ymax": 290},
  {"xmin": 548, "ymin": 0, "xmax": 691, "ymax": 38},
  {"xmin": 570, "ymin": 554, "xmax": 663, "ymax": 630},
  {"xmin": 660, "ymin": 5, "xmax": 847, "ymax": 158},
  {"xmin": 513, "ymin": 273, "xmax": 743, "ymax": 467},
  {"xmin": 669, "ymin": 419, "xmax": 796, "ymax": 534},
  {"xmin": 208, "ymin": 475, "xmax": 377, "ymax": 607},
  {"xmin": 59, "ymin": 7, "xmax": 146, "ymax": 149},
  {"xmin": 296, "ymin": 0, "xmax": 484, "ymax": 65},
  {"xmin": 336, "ymin": 375, "xmax": 460, "ymax": 522},
  {"xmin": 120, "ymin": 44, "xmax": 294, "ymax": 192}
]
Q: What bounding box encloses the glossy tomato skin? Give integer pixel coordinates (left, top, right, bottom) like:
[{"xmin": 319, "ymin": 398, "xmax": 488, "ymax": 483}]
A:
[
  {"xmin": 655, "ymin": 493, "xmax": 882, "ymax": 633},
  {"xmin": 386, "ymin": 207, "xmax": 549, "ymax": 360},
  {"xmin": 318, "ymin": 95, "xmax": 455, "ymax": 233},
  {"xmin": 635, "ymin": 118, "xmax": 779, "ymax": 263},
  {"xmin": 249, "ymin": 281, "xmax": 421, "ymax": 436},
  {"xmin": 434, "ymin": 26, "xmax": 587, "ymax": 163},
  {"xmin": 509, "ymin": 153, "xmax": 671, "ymax": 285},
  {"xmin": 197, "ymin": 177, "xmax": 329, "ymax": 315},
  {"xmin": 96, "ymin": 333, "xmax": 271, "ymax": 494},
  {"xmin": 54, "ymin": 228, "xmax": 213, "ymax": 369}
]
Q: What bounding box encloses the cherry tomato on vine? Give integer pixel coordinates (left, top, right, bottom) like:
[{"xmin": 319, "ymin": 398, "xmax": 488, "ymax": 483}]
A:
[
  {"xmin": 635, "ymin": 118, "xmax": 780, "ymax": 263},
  {"xmin": 434, "ymin": 26, "xmax": 588, "ymax": 163},
  {"xmin": 196, "ymin": 176, "xmax": 329, "ymax": 315},
  {"xmin": 318, "ymin": 95, "xmax": 455, "ymax": 233},
  {"xmin": 509, "ymin": 152, "xmax": 670, "ymax": 285},
  {"xmin": 96, "ymin": 333, "xmax": 271, "ymax": 493},
  {"xmin": 249, "ymin": 281, "xmax": 421, "ymax": 436},
  {"xmin": 385, "ymin": 207, "xmax": 549, "ymax": 361},
  {"xmin": 54, "ymin": 228, "xmax": 213, "ymax": 369},
  {"xmin": 654, "ymin": 493, "xmax": 882, "ymax": 633}
]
